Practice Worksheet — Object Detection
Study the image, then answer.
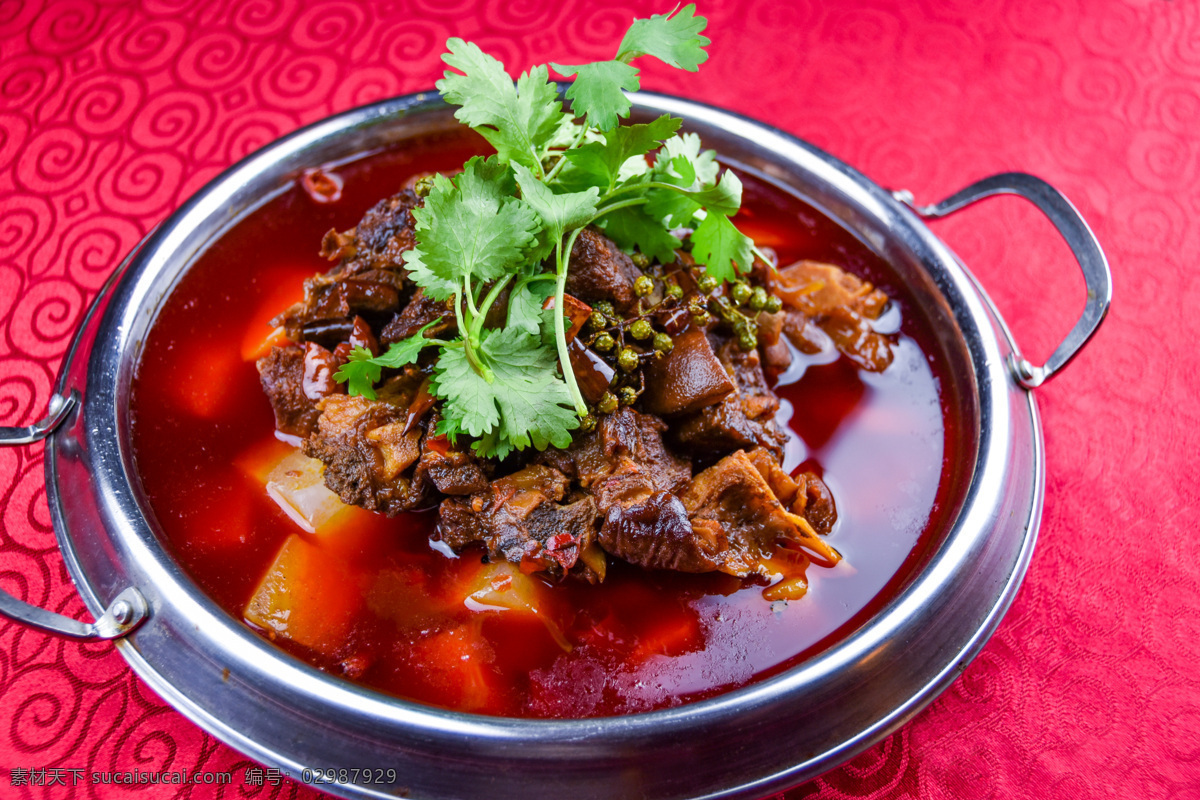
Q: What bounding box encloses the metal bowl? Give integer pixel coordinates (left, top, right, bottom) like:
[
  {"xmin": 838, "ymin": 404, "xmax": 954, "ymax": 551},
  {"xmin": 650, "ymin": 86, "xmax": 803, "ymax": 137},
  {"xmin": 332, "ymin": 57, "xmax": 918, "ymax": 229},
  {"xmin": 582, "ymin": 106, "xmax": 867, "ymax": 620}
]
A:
[{"xmin": 0, "ymin": 91, "xmax": 1110, "ymax": 799}]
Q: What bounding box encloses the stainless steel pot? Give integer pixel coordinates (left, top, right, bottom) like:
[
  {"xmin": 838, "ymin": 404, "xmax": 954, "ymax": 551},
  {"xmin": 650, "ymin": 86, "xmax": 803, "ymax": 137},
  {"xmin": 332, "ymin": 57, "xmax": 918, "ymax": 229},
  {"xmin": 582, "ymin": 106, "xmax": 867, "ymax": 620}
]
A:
[{"xmin": 0, "ymin": 91, "xmax": 1110, "ymax": 799}]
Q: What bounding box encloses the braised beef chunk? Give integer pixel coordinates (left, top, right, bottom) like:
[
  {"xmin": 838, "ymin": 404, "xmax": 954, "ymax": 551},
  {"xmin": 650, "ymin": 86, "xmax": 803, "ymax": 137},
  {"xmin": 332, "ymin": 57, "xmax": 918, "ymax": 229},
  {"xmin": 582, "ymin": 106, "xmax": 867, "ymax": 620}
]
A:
[
  {"xmin": 670, "ymin": 394, "xmax": 760, "ymax": 457},
  {"xmin": 437, "ymin": 466, "xmax": 599, "ymax": 578},
  {"xmin": 641, "ymin": 326, "xmax": 735, "ymax": 416},
  {"xmin": 349, "ymin": 190, "xmax": 422, "ymax": 272},
  {"xmin": 274, "ymin": 190, "xmax": 423, "ymax": 339},
  {"xmin": 258, "ymin": 346, "xmax": 323, "ymax": 438},
  {"xmin": 773, "ymin": 259, "xmax": 894, "ymax": 372},
  {"xmin": 303, "ymin": 378, "xmax": 433, "ymax": 515},
  {"xmin": 541, "ymin": 407, "xmax": 691, "ymax": 494},
  {"xmin": 415, "ymin": 445, "xmax": 490, "ymax": 496},
  {"xmin": 599, "ymin": 492, "xmax": 721, "ymax": 573},
  {"xmin": 670, "ymin": 338, "xmax": 786, "ymax": 462},
  {"xmin": 567, "ymin": 227, "xmax": 643, "ymax": 312},
  {"xmin": 681, "ymin": 450, "xmax": 839, "ymax": 576},
  {"xmin": 799, "ymin": 471, "xmax": 837, "ymax": 536},
  {"xmin": 380, "ymin": 287, "xmax": 454, "ymax": 345}
]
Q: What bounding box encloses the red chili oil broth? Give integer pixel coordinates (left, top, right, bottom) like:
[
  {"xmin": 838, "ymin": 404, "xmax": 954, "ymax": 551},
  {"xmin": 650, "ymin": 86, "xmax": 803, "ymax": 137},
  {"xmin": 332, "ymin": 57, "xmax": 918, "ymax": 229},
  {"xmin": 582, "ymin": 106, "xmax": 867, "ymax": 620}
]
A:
[{"xmin": 130, "ymin": 127, "xmax": 965, "ymax": 718}]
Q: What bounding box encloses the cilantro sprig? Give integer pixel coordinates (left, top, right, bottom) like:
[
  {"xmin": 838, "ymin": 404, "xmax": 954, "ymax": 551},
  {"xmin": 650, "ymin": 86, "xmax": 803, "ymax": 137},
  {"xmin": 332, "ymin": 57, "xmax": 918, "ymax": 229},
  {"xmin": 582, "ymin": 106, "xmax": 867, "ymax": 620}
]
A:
[{"xmin": 337, "ymin": 4, "xmax": 759, "ymax": 460}]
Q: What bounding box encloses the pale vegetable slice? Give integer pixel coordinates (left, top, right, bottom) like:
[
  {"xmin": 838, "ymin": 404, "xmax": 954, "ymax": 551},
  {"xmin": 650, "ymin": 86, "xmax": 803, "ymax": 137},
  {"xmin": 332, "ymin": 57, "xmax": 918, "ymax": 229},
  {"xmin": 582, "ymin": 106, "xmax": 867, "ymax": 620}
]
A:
[
  {"xmin": 461, "ymin": 560, "xmax": 572, "ymax": 652},
  {"xmin": 265, "ymin": 450, "xmax": 347, "ymax": 534},
  {"xmin": 244, "ymin": 534, "xmax": 361, "ymax": 655}
]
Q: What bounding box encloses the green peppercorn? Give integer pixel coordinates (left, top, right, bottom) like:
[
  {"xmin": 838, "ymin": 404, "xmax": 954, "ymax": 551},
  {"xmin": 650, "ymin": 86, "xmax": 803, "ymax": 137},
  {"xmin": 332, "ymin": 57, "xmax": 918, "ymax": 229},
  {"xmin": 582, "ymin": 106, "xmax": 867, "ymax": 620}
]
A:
[
  {"xmin": 692, "ymin": 311, "xmax": 713, "ymax": 328},
  {"xmin": 629, "ymin": 319, "xmax": 653, "ymax": 340},
  {"xmin": 687, "ymin": 299, "xmax": 707, "ymax": 316},
  {"xmin": 666, "ymin": 282, "xmax": 684, "ymax": 300},
  {"xmin": 618, "ymin": 386, "xmax": 638, "ymax": 405},
  {"xmin": 712, "ymin": 295, "xmax": 738, "ymax": 322},
  {"xmin": 593, "ymin": 332, "xmax": 615, "ymax": 352},
  {"xmin": 764, "ymin": 294, "xmax": 783, "ymax": 314},
  {"xmin": 633, "ymin": 275, "xmax": 654, "ymax": 297},
  {"xmin": 585, "ymin": 311, "xmax": 604, "ymax": 331},
  {"xmin": 578, "ymin": 414, "xmax": 597, "ymax": 433},
  {"xmin": 593, "ymin": 300, "xmax": 615, "ymax": 317},
  {"xmin": 630, "ymin": 251, "xmax": 650, "ymax": 268},
  {"xmin": 413, "ymin": 176, "xmax": 435, "ymax": 197},
  {"xmin": 749, "ymin": 286, "xmax": 768, "ymax": 311},
  {"xmin": 697, "ymin": 274, "xmax": 718, "ymax": 294},
  {"xmin": 653, "ymin": 332, "xmax": 674, "ymax": 353},
  {"xmin": 597, "ymin": 392, "xmax": 619, "ymax": 414},
  {"xmin": 618, "ymin": 347, "xmax": 640, "ymax": 372},
  {"xmin": 731, "ymin": 282, "xmax": 752, "ymax": 306},
  {"xmin": 737, "ymin": 327, "xmax": 758, "ymax": 351}
]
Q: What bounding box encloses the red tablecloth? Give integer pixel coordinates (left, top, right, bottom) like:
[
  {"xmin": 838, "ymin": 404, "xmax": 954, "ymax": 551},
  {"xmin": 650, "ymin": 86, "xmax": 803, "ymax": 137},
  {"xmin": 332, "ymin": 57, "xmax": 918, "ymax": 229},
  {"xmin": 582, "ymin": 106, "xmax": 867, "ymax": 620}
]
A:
[{"xmin": 1, "ymin": 0, "xmax": 1195, "ymax": 797}]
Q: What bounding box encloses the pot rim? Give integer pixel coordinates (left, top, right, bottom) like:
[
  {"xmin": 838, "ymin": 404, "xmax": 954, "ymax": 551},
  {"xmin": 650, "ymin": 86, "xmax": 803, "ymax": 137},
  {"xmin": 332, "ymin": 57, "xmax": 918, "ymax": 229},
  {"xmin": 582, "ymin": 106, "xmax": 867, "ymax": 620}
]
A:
[{"xmin": 43, "ymin": 88, "xmax": 1048, "ymax": 798}]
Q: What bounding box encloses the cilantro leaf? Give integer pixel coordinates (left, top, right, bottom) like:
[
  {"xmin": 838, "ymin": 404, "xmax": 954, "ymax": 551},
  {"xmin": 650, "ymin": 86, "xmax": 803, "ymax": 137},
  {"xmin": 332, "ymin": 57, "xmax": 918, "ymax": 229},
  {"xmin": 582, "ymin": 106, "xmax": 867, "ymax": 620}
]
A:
[
  {"xmin": 598, "ymin": 205, "xmax": 682, "ymax": 263},
  {"xmin": 334, "ymin": 319, "xmax": 444, "ymax": 400},
  {"xmin": 432, "ymin": 326, "xmax": 578, "ymax": 458},
  {"xmin": 561, "ymin": 114, "xmax": 682, "ymax": 191},
  {"xmin": 645, "ymin": 168, "xmax": 743, "ymax": 228},
  {"xmin": 438, "ymin": 39, "xmax": 567, "ymax": 169},
  {"xmin": 400, "ymin": 248, "xmax": 458, "ymax": 301},
  {"xmin": 691, "ymin": 210, "xmax": 754, "ymax": 284},
  {"xmin": 507, "ymin": 278, "xmax": 556, "ymax": 336},
  {"xmin": 552, "ymin": 60, "xmax": 640, "ymax": 132},
  {"xmin": 372, "ymin": 319, "xmax": 445, "ymax": 368},
  {"xmin": 405, "ymin": 157, "xmax": 540, "ymax": 296},
  {"xmin": 658, "ymin": 132, "xmax": 719, "ymax": 186},
  {"xmin": 334, "ymin": 348, "xmax": 383, "ymax": 400},
  {"xmin": 617, "ymin": 4, "xmax": 710, "ymax": 71},
  {"xmin": 513, "ymin": 163, "xmax": 600, "ymax": 241}
]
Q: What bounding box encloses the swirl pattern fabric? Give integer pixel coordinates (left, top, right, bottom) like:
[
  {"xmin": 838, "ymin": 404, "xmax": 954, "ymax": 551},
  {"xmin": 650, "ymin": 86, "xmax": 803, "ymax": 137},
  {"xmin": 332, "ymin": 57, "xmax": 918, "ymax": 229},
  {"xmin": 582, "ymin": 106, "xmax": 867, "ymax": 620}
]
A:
[{"xmin": 1, "ymin": 0, "xmax": 1196, "ymax": 797}]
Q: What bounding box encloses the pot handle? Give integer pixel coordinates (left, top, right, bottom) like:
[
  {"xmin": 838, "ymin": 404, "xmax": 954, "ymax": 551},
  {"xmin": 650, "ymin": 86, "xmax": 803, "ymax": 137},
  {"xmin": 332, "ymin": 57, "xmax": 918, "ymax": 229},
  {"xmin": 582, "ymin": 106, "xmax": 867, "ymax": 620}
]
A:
[
  {"xmin": 893, "ymin": 173, "xmax": 1112, "ymax": 389},
  {"xmin": 0, "ymin": 390, "xmax": 148, "ymax": 640}
]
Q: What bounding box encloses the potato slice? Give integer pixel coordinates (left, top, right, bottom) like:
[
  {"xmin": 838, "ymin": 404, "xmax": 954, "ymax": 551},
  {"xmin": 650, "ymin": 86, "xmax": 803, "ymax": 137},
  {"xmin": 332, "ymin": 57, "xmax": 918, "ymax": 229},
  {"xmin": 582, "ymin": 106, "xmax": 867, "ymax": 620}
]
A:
[
  {"xmin": 265, "ymin": 450, "xmax": 346, "ymax": 534},
  {"xmin": 460, "ymin": 560, "xmax": 571, "ymax": 652},
  {"xmin": 244, "ymin": 534, "xmax": 360, "ymax": 655}
]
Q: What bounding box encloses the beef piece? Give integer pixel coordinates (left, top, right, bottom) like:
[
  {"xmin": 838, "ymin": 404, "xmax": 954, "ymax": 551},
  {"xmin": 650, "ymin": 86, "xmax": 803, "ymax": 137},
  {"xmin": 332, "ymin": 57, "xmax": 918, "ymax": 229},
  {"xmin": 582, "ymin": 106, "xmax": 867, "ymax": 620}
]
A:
[
  {"xmin": 599, "ymin": 449, "xmax": 841, "ymax": 577},
  {"xmin": 774, "ymin": 260, "xmax": 888, "ymax": 319},
  {"xmin": 670, "ymin": 393, "xmax": 760, "ymax": 457},
  {"xmin": 415, "ymin": 445, "xmax": 490, "ymax": 496},
  {"xmin": 274, "ymin": 190, "xmax": 423, "ymax": 338},
  {"xmin": 780, "ymin": 310, "xmax": 829, "ymax": 355},
  {"xmin": 350, "ymin": 190, "xmax": 422, "ymax": 272},
  {"xmin": 599, "ymin": 492, "xmax": 722, "ymax": 573},
  {"xmin": 757, "ymin": 310, "xmax": 792, "ymax": 377},
  {"xmin": 567, "ymin": 227, "xmax": 643, "ymax": 313},
  {"xmin": 670, "ymin": 338, "xmax": 787, "ymax": 462},
  {"xmin": 821, "ymin": 306, "xmax": 894, "ymax": 372},
  {"xmin": 681, "ymin": 450, "xmax": 840, "ymax": 575},
  {"xmin": 640, "ymin": 325, "xmax": 735, "ymax": 416},
  {"xmin": 437, "ymin": 465, "xmax": 599, "ymax": 578},
  {"xmin": 541, "ymin": 406, "xmax": 691, "ymax": 495},
  {"xmin": 258, "ymin": 345, "xmax": 322, "ymax": 438},
  {"xmin": 744, "ymin": 449, "xmax": 838, "ymax": 536},
  {"xmin": 772, "ymin": 260, "xmax": 894, "ymax": 372},
  {"xmin": 801, "ymin": 471, "xmax": 837, "ymax": 535},
  {"xmin": 275, "ymin": 270, "xmax": 405, "ymax": 339},
  {"xmin": 380, "ymin": 287, "xmax": 454, "ymax": 345},
  {"xmin": 302, "ymin": 379, "xmax": 433, "ymax": 515}
]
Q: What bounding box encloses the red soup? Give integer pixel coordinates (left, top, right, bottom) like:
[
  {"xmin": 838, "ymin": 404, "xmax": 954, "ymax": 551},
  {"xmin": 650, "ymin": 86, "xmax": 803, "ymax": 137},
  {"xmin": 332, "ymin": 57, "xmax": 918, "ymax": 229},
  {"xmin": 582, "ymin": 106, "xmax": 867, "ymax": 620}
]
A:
[{"xmin": 130, "ymin": 129, "xmax": 963, "ymax": 718}]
